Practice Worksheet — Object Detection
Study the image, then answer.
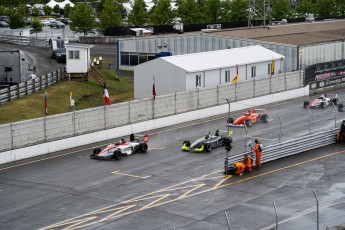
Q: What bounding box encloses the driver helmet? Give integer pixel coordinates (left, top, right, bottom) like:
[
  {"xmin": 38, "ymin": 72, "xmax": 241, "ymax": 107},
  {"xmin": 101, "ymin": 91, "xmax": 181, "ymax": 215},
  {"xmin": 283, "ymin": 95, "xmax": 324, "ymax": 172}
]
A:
[{"xmin": 245, "ymin": 112, "xmax": 250, "ymax": 116}]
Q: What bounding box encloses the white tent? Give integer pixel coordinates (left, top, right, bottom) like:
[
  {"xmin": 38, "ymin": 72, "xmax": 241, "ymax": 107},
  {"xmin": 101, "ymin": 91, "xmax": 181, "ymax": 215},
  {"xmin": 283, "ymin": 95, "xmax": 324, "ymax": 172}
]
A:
[
  {"xmin": 46, "ymin": 0, "xmax": 59, "ymax": 8},
  {"xmin": 59, "ymin": 0, "xmax": 75, "ymax": 8}
]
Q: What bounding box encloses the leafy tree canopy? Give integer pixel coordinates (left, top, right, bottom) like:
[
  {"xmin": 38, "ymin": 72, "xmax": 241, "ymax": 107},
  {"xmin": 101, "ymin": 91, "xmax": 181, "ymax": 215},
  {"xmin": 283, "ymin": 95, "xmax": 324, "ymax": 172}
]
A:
[
  {"xmin": 69, "ymin": 3, "xmax": 96, "ymax": 36},
  {"xmin": 149, "ymin": 0, "xmax": 175, "ymax": 25},
  {"xmin": 99, "ymin": 0, "xmax": 123, "ymax": 33},
  {"xmin": 176, "ymin": 0, "xmax": 202, "ymax": 24},
  {"xmin": 128, "ymin": 0, "xmax": 148, "ymax": 26},
  {"xmin": 9, "ymin": 12, "xmax": 25, "ymax": 29}
]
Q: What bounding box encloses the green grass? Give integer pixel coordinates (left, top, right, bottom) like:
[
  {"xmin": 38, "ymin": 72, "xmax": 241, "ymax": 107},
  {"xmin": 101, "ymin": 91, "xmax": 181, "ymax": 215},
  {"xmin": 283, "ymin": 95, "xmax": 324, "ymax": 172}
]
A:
[{"xmin": 0, "ymin": 66, "xmax": 134, "ymax": 125}]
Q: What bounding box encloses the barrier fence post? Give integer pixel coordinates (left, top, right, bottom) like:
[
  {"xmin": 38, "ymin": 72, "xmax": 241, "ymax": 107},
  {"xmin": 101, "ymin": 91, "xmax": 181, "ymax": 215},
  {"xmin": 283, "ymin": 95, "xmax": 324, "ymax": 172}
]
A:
[
  {"xmin": 332, "ymin": 102, "xmax": 337, "ymax": 128},
  {"xmin": 313, "ymin": 190, "xmax": 319, "ymax": 230},
  {"xmin": 278, "ymin": 114, "xmax": 282, "ymax": 143},
  {"xmin": 11, "ymin": 123, "xmax": 14, "ymax": 150}
]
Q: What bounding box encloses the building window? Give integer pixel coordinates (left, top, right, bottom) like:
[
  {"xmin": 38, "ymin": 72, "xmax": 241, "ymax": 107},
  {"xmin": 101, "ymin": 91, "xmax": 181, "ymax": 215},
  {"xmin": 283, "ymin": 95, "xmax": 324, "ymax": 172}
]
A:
[
  {"xmin": 251, "ymin": 66, "xmax": 256, "ymax": 78},
  {"xmin": 196, "ymin": 74, "xmax": 201, "ymax": 88},
  {"xmin": 225, "ymin": 70, "xmax": 230, "ymax": 82},
  {"xmin": 68, "ymin": 50, "xmax": 80, "ymax": 59},
  {"xmin": 268, "ymin": 64, "xmax": 271, "ymax": 75}
]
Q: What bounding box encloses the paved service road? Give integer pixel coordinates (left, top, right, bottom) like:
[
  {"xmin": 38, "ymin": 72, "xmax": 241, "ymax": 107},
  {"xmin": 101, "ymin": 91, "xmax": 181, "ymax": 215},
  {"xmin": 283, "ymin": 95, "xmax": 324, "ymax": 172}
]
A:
[{"xmin": 1, "ymin": 92, "xmax": 345, "ymax": 230}]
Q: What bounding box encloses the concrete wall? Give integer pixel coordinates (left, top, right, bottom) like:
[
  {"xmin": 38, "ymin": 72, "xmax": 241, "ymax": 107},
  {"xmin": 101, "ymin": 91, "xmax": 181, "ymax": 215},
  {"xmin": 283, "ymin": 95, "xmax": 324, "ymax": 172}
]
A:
[
  {"xmin": 0, "ymin": 71, "xmax": 304, "ymax": 154},
  {"xmin": 0, "ymin": 86, "xmax": 309, "ymax": 165}
]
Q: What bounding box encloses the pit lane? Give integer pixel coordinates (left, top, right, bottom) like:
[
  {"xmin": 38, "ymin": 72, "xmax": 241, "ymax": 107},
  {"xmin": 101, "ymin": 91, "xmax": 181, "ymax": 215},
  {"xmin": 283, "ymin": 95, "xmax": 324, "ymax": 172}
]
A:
[{"xmin": 1, "ymin": 91, "xmax": 345, "ymax": 230}]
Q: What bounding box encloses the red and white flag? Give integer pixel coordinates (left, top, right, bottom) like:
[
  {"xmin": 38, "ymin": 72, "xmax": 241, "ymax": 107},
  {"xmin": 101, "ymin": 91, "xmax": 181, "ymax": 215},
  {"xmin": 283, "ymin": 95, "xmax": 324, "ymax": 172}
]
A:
[
  {"xmin": 44, "ymin": 90, "xmax": 48, "ymax": 115},
  {"xmin": 152, "ymin": 77, "xmax": 156, "ymax": 99},
  {"xmin": 103, "ymin": 83, "xmax": 111, "ymax": 105}
]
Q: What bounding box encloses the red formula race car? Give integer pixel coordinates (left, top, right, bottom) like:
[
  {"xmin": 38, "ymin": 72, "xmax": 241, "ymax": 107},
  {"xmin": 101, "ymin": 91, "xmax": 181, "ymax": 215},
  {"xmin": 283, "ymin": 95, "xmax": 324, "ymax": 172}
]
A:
[{"xmin": 227, "ymin": 109, "xmax": 269, "ymax": 127}]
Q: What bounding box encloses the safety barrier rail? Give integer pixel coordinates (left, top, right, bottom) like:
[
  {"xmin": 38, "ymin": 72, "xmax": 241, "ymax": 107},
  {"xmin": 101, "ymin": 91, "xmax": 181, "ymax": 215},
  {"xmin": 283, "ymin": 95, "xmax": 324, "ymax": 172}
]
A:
[{"xmin": 225, "ymin": 128, "xmax": 339, "ymax": 172}]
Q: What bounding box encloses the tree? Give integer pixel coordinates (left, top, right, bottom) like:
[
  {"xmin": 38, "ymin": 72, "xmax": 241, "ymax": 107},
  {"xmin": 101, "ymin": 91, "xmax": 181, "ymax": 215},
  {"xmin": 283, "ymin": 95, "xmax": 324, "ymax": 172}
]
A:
[
  {"xmin": 16, "ymin": 4, "xmax": 26, "ymax": 16},
  {"xmin": 127, "ymin": 0, "xmax": 148, "ymax": 26},
  {"xmin": 204, "ymin": 0, "xmax": 222, "ymax": 22},
  {"xmin": 316, "ymin": 0, "xmax": 337, "ymax": 18},
  {"xmin": 31, "ymin": 19, "xmax": 43, "ymax": 32},
  {"xmin": 99, "ymin": 0, "xmax": 123, "ymax": 34},
  {"xmin": 176, "ymin": 0, "xmax": 202, "ymax": 24},
  {"xmin": 336, "ymin": 0, "xmax": 345, "ymax": 16},
  {"xmin": 0, "ymin": 5, "xmax": 5, "ymax": 16},
  {"xmin": 43, "ymin": 5, "xmax": 52, "ymax": 16},
  {"xmin": 53, "ymin": 4, "xmax": 61, "ymax": 14},
  {"xmin": 32, "ymin": 7, "xmax": 40, "ymax": 16},
  {"xmin": 63, "ymin": 4, "xmax": 72, "ymax": 17},
  {"xmin": 69, "ymin": 3, "xmax": 96, "ymax": 36},
  {"xmin": 149, "ymin": 0, "xmax": 175, "ymax": 25},
  {"xmin": 226, "ymin": 0, "xmax": 247, "ymax": 22},
  {"xmin": 296, "ymin": 0, "xmax": 315, "ymax": 15},
  {"xmin": 271, "ymin": 0, "xmax": 291, "ymax": 20},
  {"xmin": 9, "ymin": 12, "xmax": 25, "ymax": 29}
]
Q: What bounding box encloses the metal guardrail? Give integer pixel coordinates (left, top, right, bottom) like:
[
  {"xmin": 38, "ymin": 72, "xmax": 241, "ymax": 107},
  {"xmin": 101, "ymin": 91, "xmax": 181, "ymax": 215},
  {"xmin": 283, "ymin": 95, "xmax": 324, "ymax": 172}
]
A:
[{"xmin": 225, "ymin": 128, "xmax": 339, "ymax": 172}]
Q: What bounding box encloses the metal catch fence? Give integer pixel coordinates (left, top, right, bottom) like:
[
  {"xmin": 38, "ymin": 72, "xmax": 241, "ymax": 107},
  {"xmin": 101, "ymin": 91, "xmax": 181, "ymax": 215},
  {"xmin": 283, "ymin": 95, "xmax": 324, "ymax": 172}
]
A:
[{"xmin": 225, "ymin": 128, "xmax": 339, "ymax": 172}]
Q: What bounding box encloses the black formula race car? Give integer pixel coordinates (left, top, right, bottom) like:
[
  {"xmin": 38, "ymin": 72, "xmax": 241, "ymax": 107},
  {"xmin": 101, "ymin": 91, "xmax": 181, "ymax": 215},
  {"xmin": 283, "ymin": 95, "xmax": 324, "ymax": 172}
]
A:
[
  {"xmin": 90, "ymin": 134, "xmax": 148, "ymax": 160},
  {"xmin": 181, "ymin": 130, "xmax": 232, "ymax": 153}
]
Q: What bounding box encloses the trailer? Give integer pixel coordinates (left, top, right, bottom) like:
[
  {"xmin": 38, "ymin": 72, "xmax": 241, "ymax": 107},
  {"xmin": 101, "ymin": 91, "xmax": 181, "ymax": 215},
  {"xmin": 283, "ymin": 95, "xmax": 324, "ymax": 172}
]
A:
[
  {"xmin": 48, "ymin": 37, "xmax": 68, "ymax": 58},
  {"xmin": 0, "ymin": 50, "xmax": 36, "ymax": 84}
]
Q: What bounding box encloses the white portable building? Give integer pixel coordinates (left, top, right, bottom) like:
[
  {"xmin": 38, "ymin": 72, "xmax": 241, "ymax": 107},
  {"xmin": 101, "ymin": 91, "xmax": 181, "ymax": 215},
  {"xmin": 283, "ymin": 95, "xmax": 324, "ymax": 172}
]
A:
[
  {"xmin": 65, "ymin": 43, "xmax": 94, "ymax": 74},
  {"xmin": 134, "ymin": 45, "xmax": 285, "ymax": 99}
]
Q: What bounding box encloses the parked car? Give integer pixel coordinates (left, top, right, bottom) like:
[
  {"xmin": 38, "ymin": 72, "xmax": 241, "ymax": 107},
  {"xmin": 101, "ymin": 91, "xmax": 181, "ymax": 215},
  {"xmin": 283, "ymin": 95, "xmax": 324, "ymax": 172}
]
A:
[
  {"xmin": 49, "ymin": 21, "xmax": 65, "ymax": 29},
  {"xmin": 55, "ymin": 18, "xmax": 68, "ymax": 25},
  {"xmin": 40, "ymin": 20, "xmax": 51, "ymax": 26},
  {"xmin": 0, "ymin": 21, "xmax": 9, "ymax": 27},
  {"xmin": 51, "ymin": 12, "xmax": 60, "ymax": 17}
]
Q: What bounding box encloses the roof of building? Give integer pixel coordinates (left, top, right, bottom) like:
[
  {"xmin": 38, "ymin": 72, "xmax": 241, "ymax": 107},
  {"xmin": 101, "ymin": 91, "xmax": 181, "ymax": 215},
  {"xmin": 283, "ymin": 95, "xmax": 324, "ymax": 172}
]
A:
[
  {"xmin": 211, "ymin": 20, "xmax": 345, "ymax": 46},
  {"xmin": 160, "ymin": 45, "xmax": 284, "ymax": 72},
  {"xmin": 65, "ymin": 43, "xmax": 94, "ymax": 49}
]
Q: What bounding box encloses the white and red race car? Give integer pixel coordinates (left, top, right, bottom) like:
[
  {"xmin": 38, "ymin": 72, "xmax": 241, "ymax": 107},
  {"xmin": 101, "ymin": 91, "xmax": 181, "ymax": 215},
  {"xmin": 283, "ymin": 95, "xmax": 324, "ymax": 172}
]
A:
[
  {"xmin": 90, "ymin": 134, "xmax": 148, "ymax": 160},
  {"xmin": 304, "ymin": 94, "xmax": 338, "ymax": 109}
]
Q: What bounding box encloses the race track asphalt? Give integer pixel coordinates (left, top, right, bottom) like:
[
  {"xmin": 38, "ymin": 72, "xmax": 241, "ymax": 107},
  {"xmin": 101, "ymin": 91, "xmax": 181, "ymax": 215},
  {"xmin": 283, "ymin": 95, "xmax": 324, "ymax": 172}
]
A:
[{"xmin": 1, "ymin": 91, "xmax": 345, "ymax": 230}]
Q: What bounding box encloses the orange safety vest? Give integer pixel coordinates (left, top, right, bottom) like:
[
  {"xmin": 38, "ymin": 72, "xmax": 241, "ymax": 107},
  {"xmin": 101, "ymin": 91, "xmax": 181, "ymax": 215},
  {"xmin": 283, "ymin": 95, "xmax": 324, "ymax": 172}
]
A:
[{"xmin": 234, "ymin": 162, "xmax": 245, "ymax": 175}]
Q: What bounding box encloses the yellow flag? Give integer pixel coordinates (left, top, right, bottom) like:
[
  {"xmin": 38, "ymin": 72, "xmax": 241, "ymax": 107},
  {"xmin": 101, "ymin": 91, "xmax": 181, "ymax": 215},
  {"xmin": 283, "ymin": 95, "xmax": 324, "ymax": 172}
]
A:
[
  {"xmin": 271, "ymin": 57, "xmax": 275, "ymax": 76},
  {"xmin": 232, "ymin": 65, "xmax": 239, "ymax": 83}
]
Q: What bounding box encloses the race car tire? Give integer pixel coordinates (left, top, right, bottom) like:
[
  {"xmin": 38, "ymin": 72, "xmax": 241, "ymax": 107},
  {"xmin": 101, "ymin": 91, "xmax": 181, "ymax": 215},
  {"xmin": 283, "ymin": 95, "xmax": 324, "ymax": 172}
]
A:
[
  {"xmin": 303, "ymin": 101, "xmax": 309, "ymax": 108},
  {"xmin": 332, "ymin": 98, "xmax": 339, "ymax": 105},
  {"xmin": 321, "ymin": 102, "xmax": 326, "ymax": 109},
  {"xmin": 90, "ymin": 148, "xmax": 101, "ymax": 158},
  {"xmin": 338, "ymin": 103, "xmax": 344, "ymax": 112},
  {"xmin": 113, "ymin": 150, "xmax": 122, "ymax": 160},
  {"xmin": 227, "ymin": 118, "xmax": 234, "ymax": 124},
  {"xmin": 245, "ymin": 119, "xmax": 252, "ymax": 127},
  {"xmin": 204, "ymin": 143, "xmax": 212, "ymax": 152},
  {"xmin": 261, "ymin": 114, "xmax": 269, "ymax": 123},
  {"xmin": 183, "ymin": 140, "xmax": 191, "ymax": 147},
  {"xmin": 139, "ymin": 143, "xmax": 148, "ymax": 153}
]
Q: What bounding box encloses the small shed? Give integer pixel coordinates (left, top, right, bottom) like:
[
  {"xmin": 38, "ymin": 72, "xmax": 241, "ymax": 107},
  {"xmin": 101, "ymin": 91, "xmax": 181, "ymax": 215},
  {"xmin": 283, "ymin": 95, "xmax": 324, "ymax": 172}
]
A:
[
  {"xmin": 64, "ymin": 43, "xmax": 94, "ymax": 78},
  {"xmin": 134, "ymin": 45, "xmax": 285, "ymax": 99}
]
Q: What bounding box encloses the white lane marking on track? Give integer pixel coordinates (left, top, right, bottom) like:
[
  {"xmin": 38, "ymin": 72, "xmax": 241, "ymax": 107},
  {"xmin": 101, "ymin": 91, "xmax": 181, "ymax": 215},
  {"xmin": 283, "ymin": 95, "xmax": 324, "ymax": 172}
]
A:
[
  {"xmin": 149, "ymin": 147, "xmax": 165, "ymax": 150},
  {"xmin": 111, "ymin": 171, "xmax": 151, "ymax": 179}
]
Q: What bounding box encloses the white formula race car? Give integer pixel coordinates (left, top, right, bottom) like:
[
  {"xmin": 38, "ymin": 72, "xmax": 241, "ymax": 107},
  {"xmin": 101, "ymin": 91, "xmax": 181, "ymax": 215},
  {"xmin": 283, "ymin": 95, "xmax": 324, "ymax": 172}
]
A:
[
  {"xmin": 304, "ymin": 94, "xmax": 338, "ymax": 109},
  {"xmin": 90, "ymin": 134, "xmax": 148, "ymax": 160}
]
